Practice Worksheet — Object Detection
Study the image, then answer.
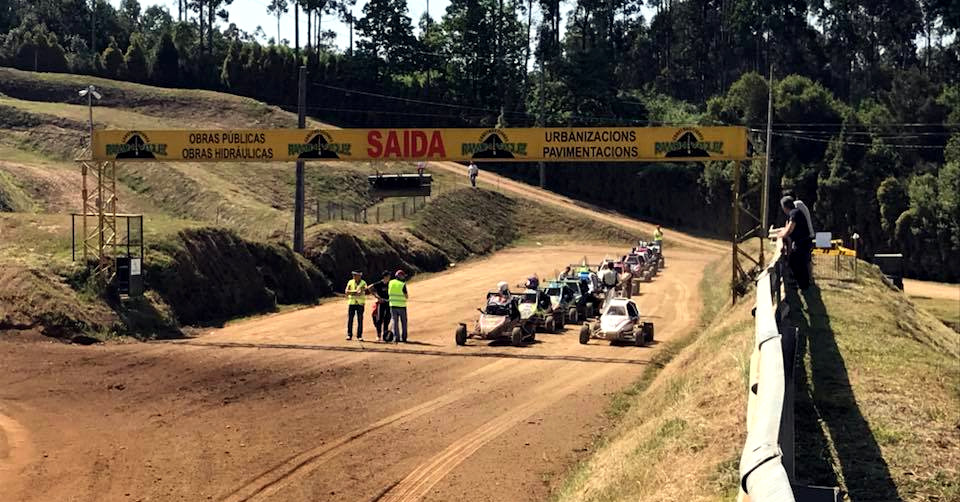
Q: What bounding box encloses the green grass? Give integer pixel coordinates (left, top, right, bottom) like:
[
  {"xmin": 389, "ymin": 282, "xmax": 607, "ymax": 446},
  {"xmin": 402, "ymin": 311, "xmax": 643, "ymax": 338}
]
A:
[
  {"xmin": 552, "ymin": 258, "xmax": 958, "ymax": 502},
  {"xmin": 0, "ymin": 168, "xmax": 36, "ymax": 212},
  {"xmin": 910, "ymin": 296, "xmax": 960, "ymax": 332}
]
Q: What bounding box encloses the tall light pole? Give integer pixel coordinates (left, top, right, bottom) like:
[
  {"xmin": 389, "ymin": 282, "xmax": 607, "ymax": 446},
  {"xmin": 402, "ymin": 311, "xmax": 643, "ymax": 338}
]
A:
[{"xmin": 79, "ymin": 85, "xmax": 102, "ymax": 151}]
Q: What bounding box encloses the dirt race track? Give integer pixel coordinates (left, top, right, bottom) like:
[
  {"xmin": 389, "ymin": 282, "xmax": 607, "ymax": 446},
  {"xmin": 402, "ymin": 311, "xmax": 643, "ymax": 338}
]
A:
[{"xmin": 0, "ymin": 243, "xmax": 719, "ymax": 502}]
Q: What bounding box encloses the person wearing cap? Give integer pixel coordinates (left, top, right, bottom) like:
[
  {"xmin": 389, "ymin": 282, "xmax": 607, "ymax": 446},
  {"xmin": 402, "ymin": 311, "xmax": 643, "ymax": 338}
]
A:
[
  {"xmin": 777, "ymin": 196, "xmax": 813, "ymax": 290},
  {"xmin": 653, "ymin": 225, "xmax": 664, "ymax": 249},
  {"xmin": 368, "ymin": 270, "xmax": 393, "ymax": 341},
  {"xmin": 388, "ymin": 270, "xmax": 410, "ymax": 343},
  {"xmin": 345, "ymin": 270, "xmax": 368, "ymax": 341}
]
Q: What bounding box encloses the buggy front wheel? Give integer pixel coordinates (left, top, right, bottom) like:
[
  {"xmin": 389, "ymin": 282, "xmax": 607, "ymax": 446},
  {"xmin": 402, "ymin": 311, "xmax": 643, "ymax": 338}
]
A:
[
  {"xmin": 511, "ymin": 327, "xmax": 524, "ymax": 346},
  {"xmin": 579, "ymin": 325, "xmax": 590, "ymax": 345},
  {"xmin": 455, "ymin": 325, "xmax": 467, "ymax": 346}
]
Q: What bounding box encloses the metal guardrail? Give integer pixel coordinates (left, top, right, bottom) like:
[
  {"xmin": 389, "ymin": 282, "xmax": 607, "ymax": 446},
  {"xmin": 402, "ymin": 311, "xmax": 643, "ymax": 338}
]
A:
[
  {"xmin": 738, "ymin": 237, "xmax": 795, "ymax": 502},
  {"xmin": 738, "ymin": 237, "xmax": 841, "ymax": 502}
]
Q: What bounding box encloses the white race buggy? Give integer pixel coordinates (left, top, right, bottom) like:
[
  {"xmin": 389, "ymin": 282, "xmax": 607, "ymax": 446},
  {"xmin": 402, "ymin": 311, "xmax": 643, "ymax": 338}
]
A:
[{"xmin": 578, "ymin": 297, "xmax": 654, "ymax": 346}]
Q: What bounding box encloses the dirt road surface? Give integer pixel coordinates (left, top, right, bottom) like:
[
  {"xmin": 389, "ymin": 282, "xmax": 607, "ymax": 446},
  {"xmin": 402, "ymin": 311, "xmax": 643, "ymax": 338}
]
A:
[
  {"xmin": 0, "ymin": 244, "xmax": 719, "ymax": 502},
  {"xmin": 902, "ymin": 278, "xmax": 960, "ymax": 301}
]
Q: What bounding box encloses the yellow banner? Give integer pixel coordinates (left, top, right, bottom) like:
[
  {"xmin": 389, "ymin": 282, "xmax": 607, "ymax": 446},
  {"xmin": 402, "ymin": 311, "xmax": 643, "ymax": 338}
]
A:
[{"xmin": 92, "ymin": 126, "xmax": 749, "ymax": 162}]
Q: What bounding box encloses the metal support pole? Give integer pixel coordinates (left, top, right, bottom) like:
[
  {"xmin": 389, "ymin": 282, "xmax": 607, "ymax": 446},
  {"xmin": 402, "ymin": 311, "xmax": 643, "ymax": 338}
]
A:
[
  {"xmin": 316, "ymin": 199, "xmax": 320, "ymax": 223},
  {"xmin": 761, "ymin": 64, "xmax": 775, "ymax": 267},
  {"xmin": 81, "ymin": 161, "xmax": 88, "ymax": 262},
  {"xmin": 732, "ymin": 161, "xmax": 742, "ymax": 305},
  {"xmin": 293, "ymin": 66, "xmax": 307, "ymax": 253},
  {"xmin": 538, "ymin": 59, "xmax": 546, "ymax": 188},
  {"xmin": 71, "ymin": 215, "xmax": 76, "ymax": 261}
]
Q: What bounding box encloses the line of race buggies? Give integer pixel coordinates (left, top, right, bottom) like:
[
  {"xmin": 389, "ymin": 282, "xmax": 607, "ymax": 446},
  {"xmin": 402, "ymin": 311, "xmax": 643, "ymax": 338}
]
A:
[{"xmin": 455, "ymin": 241, "xmax": 666, "ymax": 347}]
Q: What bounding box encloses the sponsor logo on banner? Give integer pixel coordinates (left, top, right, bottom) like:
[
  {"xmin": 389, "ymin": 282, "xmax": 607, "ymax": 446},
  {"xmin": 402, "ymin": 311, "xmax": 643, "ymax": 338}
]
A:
[
  {"xmin": 654, "ymin": 128, "xmax": 725, "ymax": 158},
  {"xmin": 105, "ymin": 131, "xmax": 167, "ymax": 159},
  {"xmin": 462, "ymin": 129, "xmax": 527, "ymax": 159},
  {"xmin": 289, "ymin": 130, "xmax": 351, "ymax": 159}
]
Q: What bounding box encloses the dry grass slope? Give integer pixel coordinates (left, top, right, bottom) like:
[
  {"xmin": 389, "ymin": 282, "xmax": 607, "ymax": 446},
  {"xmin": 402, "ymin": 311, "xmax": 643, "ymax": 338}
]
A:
[{"xmin": 553, "ymin": 260, "xmax": 959, "ymax": 502}]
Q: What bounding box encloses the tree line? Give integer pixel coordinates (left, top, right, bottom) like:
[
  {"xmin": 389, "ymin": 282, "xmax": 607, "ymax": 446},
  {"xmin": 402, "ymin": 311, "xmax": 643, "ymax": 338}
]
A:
[{"xmin": 0, "ymin": 0, "xmax": 958, "ymax": 280}]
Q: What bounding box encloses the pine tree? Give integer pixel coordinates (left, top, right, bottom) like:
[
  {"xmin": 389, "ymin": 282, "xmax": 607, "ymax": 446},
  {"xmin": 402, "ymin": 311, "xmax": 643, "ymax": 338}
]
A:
[
  {"xmin": 151, "ymin": 31, "xmax": 179, "ymax": 85},
  {"xmin": 123, "ymin": 32, "xmax": 149, "ymax": 81}
]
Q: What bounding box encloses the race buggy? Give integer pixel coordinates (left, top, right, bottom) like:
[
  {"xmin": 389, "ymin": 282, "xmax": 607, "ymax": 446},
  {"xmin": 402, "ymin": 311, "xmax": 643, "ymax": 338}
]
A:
[
  {"xmin": 517, "ymin": 288, "xmax": 564, "ymax": 333},
  {"xmin": 560, "ymin": 277, "xmax": 601, "ymax": 320},
  {"xmin": 579, "ymin": 297, "xmax": 654, "ymax": 346},
  {"xmin": 455, "ymin": 291, "xmax": 536, "ymax": 346},
  {"xmin": 542, "ymin": 281, "xmax": 580, "ymax": 324},
  {"xmin": 648, "ymin": 241, "xmax": 665, "ymax": 267}
]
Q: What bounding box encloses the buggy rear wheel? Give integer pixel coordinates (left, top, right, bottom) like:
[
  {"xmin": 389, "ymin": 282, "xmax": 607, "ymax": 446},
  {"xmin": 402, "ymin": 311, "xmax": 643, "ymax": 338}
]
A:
[
  {"xmin": 545, "ymin": 318, "xmax": 556, "ymax": 334},
  {"xmin": 567, "ymin": 308, "xmax": 578, "ymax": 324},
  {"xmin": 634, "ymin": 330, "xmax": 646, "ymax": 347},
  {"xmin": 511, "ymin": 327, "xmax": 524, "ymax": 346},
  {"xmin": 455, "ymin": 325, "xmax": 467, "ymax": 346},
  {"xmin": 579, "ymin": 325, "xmax": 590, "ymax": 344}
]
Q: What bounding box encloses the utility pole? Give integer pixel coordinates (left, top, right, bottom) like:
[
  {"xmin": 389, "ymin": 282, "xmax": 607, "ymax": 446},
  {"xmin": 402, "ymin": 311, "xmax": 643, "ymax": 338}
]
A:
[
  {"xmin": 91, "ymin": 0, "xmax": 96, "ymax": 66},
  {"xmin": 538, "ymin": 60, "xmax": 546, "ymax": 188},
  {"xmin": 79, "ymin": 85, "xmax": 102, "ymax": 151},
  {"xmin": 294, "ymin": 66, "xmax": 307, "ymax": 253},
  {"xmin": 760, "ymin": 64, "xmax": 774, "ymax": 267},
  {"xmin": 294, "ymin": 0, "xmax": 299, "ymax": 57},
  {"xmin": 348, "ymin": 14, "xmax": 353, "ymax": 56}
]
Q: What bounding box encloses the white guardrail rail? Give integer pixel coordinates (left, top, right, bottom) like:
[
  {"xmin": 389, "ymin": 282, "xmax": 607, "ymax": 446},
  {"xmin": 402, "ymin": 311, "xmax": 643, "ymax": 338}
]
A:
[{"xmin": 737, "ymin": 237, "xmax": 841, "ymax": 502}]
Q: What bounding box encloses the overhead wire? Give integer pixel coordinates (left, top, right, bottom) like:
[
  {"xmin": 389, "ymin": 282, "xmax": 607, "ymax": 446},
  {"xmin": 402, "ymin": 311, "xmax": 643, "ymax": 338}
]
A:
[{"xmin": 767, "ymin": 131, "xmax": 947, "ymax": 150}]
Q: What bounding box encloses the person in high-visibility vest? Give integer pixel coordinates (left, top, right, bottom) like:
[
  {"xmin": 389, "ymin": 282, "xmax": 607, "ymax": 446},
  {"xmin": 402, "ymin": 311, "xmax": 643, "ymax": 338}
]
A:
[
  {"xmin": 345, "ymin": 270, "xmax": 368, "ymax": 341},
  {"xmin": 388, "ymin": 269, "xmax": 409, "ymax": 344},
  {"xmin": 654, "ymin": 226, "xmax": 664, "ymax": 247}
]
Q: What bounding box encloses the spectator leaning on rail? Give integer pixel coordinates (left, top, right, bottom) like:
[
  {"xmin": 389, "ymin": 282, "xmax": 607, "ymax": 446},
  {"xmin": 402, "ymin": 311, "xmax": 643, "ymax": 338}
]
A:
[
  {"xmin": 388, "ymin": 270, "xmax": 410, "ymax": 344},
  {"xmin": 345, "ymin": 270, "xmax": 368, "ymax": 341},
  {"xmin": 777, "ymin": 196, "xmax": 814, "ymax": 291}
]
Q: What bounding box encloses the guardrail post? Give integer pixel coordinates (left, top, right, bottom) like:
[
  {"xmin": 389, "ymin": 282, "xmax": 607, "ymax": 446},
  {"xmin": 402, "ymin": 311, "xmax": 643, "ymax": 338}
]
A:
[{"xmin": 779, "ymin": 325, "xmax": 798, "ymax": 481}]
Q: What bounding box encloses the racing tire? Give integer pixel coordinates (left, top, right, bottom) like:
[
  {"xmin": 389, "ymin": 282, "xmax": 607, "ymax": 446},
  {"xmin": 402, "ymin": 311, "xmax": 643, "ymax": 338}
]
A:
[
  {"xmin": 384, "ymin": 330, "xmax": 394, "ymax": 343},
  {"xmin": 545, "ymin": 318, "xmax": 556, "ymax": 334},
  {"xmin": 455, "ymin": 325, "xmax": 467, "ymax": 346},
  {"xmin": 659, "ymin": 257, "xmax": 665, "ymax": 268},
  {"xmin": 643, "ymin": 322, "xmax": 655, "ymax": 343},
  {"xmin": 585, "ymin": 304, "xmax": 595, "ymax": 319},
  {"xmin": 634, "ymin": 330, "xmax": 646, "ymax": 347},
  {"xmin": 567, "ymin": 308, "xmax": 578, "ymax": 324},
  {"xmin": 511, "ymin": 327, "xmax": 524, "ymax": 347},
  {"xmin": 579, "ymin": 324, "xmax": 590, "ymax": 345}
]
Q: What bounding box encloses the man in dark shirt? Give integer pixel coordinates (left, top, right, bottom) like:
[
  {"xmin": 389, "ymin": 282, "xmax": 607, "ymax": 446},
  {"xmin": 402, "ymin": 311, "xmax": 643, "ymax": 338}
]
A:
[
  {"xmin": 367, "ymin": 271, "xmax": 392, "ymax": 341},
  {"xmin": 777, "ymin": 196, "xmax": 813, "ymax": 290}
]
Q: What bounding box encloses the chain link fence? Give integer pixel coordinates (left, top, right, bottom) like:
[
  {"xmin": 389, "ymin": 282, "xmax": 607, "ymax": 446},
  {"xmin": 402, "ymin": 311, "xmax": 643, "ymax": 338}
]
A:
[
  {"xmin": 314, "ymin": 197, "xmax": 430, "ymax": 224},
  {"xmin": 812, "ymin": 252, "xmax": 859, "ymax": 283}
]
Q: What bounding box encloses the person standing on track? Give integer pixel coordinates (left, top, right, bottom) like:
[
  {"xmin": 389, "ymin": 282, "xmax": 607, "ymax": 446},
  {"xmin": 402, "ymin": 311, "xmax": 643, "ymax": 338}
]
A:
[
  {"xmin": 468, "ymin": 161, "xmax": 479, "ymax": 188},
  {"xmin": 368, "ymin": 270, "xmax": 392, "ymax": 341},
  {"xmin": 388, "ymin": 270, "xmax": 410, "ymax": 344},
  {"xmin": 345, "ymin": 270, "xmax": 367, "ymax": 341},
  {"xmin": 654, "ymin": 225, "xmax": 664, "ymax": 249}
]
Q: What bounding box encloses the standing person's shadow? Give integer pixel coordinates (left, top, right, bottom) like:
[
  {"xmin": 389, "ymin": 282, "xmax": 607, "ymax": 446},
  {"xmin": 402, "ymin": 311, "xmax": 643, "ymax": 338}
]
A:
[{"xmin": 787, "ymin": 285, "xmax": 902, "ymax": 501}]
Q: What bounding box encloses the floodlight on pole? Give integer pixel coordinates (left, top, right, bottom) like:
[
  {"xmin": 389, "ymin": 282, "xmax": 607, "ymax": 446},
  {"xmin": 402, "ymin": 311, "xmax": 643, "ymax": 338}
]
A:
[{"xmin": 79, "ymin": 85, "xmax": 101, "ymax": 152}]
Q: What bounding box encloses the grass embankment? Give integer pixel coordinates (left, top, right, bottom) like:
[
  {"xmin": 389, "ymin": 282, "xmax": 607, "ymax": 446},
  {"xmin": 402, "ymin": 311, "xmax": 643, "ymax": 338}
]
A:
[{"xmin": 553, "ymin": 261, "xmax": 959, "ymax": 502}]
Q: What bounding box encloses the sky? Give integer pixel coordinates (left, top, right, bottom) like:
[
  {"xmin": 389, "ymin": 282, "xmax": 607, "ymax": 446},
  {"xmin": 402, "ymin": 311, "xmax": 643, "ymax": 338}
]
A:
[{"xmin": 109, "ymin": 0, "xmax": 454, "ymax": 51}]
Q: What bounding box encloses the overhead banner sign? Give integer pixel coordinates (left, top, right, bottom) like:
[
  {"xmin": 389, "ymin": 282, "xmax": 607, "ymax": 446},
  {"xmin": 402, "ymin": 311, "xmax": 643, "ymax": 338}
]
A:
[{"xmin": 92, "ymin": 126, "xmax": 749, "ymax": 163}]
